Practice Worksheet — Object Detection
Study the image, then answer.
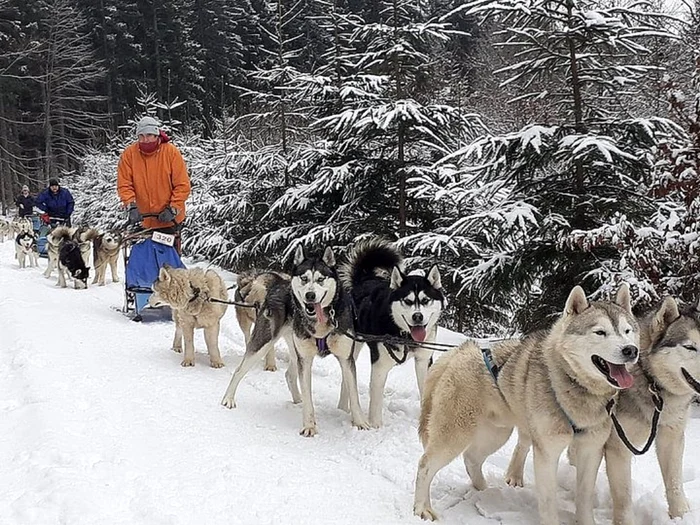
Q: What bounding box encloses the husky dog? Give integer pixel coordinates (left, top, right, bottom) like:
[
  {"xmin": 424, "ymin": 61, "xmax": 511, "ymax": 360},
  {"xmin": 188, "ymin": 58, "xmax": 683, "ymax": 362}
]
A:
[
  {"xmin": 92, "ymin": 230, "xmax": 122, "ymax": 285},
  {"xmin": 339, "ymin": 238, "xmax": 445, "ymax": 428},
  {"xmin": 0, "ymin": 218, "xmax": 10, "ymax": 242},
  {"xmin": 44, "ymin": 226, "xmax": 90, "ymax": 288},
  {"xmin": 222, "ymin": 246, "xmax": 369, "ymax": 436},
  {"xmin": 44, "ymin": 226, "xmax": 98, "ymax": 280},
  {"xmin": 149, "ymin": 266, "xmax": 228, "ymax": 368},
  {"xmin": 234, "ymin": 269, "xmax": 291, "ymax": 372},
  {"xmin": 601, "ymin": 296, "xmax": 700, "ymax": 524},
  {"xmin": 72, "ymin": 226, "xmax": 99, "ymax": 267},
  {"xmin": 15, "ymin": 231, "xmax": 38, "ymax": 268},
  {"xmin": 14, "ymin": 217, "xmax": 33, "ymax": 234},
  {"xmin": 413, "ymin": 285, "xmax": 639, "ymax": 525}
]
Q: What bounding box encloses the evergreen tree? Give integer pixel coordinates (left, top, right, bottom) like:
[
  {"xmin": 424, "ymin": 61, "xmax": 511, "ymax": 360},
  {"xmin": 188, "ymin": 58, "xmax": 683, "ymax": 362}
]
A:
[{"xmin": 417, "ymin": 0, "xmax": 678, "ymax": 331}]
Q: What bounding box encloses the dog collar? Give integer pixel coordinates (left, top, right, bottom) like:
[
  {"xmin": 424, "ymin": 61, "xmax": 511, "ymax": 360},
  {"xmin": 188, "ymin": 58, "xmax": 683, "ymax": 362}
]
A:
[{"xmin": 189, "ymin": 285, "xmax": 201, "ymax": 303}]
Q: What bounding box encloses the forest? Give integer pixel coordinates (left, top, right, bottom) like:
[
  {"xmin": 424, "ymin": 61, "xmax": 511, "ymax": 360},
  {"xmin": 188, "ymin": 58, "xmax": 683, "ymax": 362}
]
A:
[{"xmin": 1, "ymin": 0, "xmax": 699, "ymax": 334}]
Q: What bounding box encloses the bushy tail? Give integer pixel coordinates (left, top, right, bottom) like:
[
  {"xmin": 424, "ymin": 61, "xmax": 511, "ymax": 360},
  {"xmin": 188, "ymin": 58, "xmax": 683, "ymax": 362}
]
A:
[
  {"xmin": 50, "ymin": 225, "xmax": 74, "ymax": 243},
  {"xmin": 339, "ymin": 237, "xmax": 403, "ymax": 289},
  {"xmin": 79, "ymin": 228, "xmax": 100, "ymax": 243},
  {"xmin": 235, "ymin": 270, "xmax": 258, "ymax": 302}
]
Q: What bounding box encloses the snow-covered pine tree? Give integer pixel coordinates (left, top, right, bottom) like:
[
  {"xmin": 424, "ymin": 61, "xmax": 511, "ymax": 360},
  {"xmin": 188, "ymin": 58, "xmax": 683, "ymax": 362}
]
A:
[
  {"xmin": 414, "ymin": 0, "xmax": 679, "ymax": 332},
  {"xmin": 565, "ymin": 9, "xmax": 700, "ymax": 309},
  {"xmin": 230, "ymin": 0, "xmax": 484, "ymax": 267}
]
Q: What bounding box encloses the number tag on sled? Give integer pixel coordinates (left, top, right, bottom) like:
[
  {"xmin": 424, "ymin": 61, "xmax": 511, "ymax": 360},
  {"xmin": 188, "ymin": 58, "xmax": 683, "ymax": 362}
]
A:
[{"xmin": 152, "ymin": 231, "xmax": 175, "ymax": 247}]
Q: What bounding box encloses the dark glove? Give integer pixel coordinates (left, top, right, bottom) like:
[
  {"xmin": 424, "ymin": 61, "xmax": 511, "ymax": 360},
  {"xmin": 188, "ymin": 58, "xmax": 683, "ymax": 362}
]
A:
[
  {"xmin": 127, "ymin": 203, "xmax": 142, "ymax": 225},
  {"xmin": 158, "ymin": 206, "xmax": 177, "ymax": 223}
]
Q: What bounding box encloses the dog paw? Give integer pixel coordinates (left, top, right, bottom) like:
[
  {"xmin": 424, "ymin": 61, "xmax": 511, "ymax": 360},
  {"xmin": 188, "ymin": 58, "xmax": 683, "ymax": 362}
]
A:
[
  {"xmin": 669, "ymin": 497, "xmax": 689, "ymax": 518},
  {"xmin": 300, "ymin": 425, "xmax": 318, "ymax": 437},
  {"xmin": 505, "ymin": 474, "xmax": 524, "ymax": 488},
  {"xmin": 414, "ymin": 506, "xmax": 438, "ymax": 521},
  {"xmin": 172, "ymin": 347, "xmax": 183, "ymax": 354},
  {"xmin": 221, "ymin": 396, "xmax": 236, "ymax": 409},
  {"xmin": 264, "ymin": 364, "xmax": 278, "ymax": 372},
  {"xmin": 113, "ymin": 278, "xmax": 120, "ymax": 283},
  {"xmin": 210, "ymin": 360, "xmax": 225, "ymax": 369},
  {"xmin": 180, "ymin": 358, "xmax": 195, "ymax": 367},
  {"xmin": 352, "ymin": 418, "xmax": 371, "ymax": 430},
  {"xmin": 368, "ymin": 418, "xmax": 383, "ymax": 429}
]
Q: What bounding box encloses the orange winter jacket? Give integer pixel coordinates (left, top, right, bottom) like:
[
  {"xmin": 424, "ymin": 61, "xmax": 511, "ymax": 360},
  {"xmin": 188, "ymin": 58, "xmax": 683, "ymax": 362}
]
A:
[{"xmin": 117, "ymin": 141, "xmax": 191, "ymax": 229}]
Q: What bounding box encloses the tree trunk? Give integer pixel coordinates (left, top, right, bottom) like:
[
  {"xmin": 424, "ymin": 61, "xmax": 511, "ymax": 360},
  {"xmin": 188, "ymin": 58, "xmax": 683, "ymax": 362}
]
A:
[
  {"xmin": 277, "ymin": 0, "xmax": 289, "ymax": 187},
  {"xmin": 0, "ymin": 92, "xmax": 8, "ymax": 214},
  {"xmin": 99, "ymin": 0, "xmax": 114, "ymax": 130},
  {"xmin": 565, "ymin": 0, "xmax": 586, "ymax": 229},
  {"xmin": 393, "ymin": 0, "xmax": 406, "ymax": 235},
  {"xmin": 153, "ymin": 1, "xmax": 162, "ymax": 102}
]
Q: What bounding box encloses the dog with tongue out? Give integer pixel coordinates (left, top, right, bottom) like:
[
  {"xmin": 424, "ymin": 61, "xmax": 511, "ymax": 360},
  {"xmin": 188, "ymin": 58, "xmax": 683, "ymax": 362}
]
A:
[
  {"xmin": 339, "ymin": 238, "xmax": 446, "ymax": 428},
  {"xmin": 287, "ymin": 245, "xmax": 370, "ymax": 437}
]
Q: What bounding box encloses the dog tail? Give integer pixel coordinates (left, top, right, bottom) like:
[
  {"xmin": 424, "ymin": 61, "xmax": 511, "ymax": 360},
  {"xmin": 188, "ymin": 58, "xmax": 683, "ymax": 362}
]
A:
[
  {"xmin": 81, "ymin": 228, "xmax": 100, "ymax": 242},
  {"xmin": 235, "ymin": 270, "xmax": 259, "ymax": 302},
  {"xmin": 339, "ymin": 237, "xmax": 403, "ymax": 289},
  {"xmin": 50, "ymin": 226, "xmax": 74, "ymax": 243}
]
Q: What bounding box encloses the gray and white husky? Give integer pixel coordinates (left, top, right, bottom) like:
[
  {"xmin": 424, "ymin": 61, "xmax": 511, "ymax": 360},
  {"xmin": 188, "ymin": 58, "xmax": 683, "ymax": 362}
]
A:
[
  {"xmin": 414, "ymin": 284, "xmax": 639, "ymax": 525},
  {"xmin": 602, "ymin": 296, "xmax": 700, "ymax": 524},
  {"xmin": 222, "ymin": 246, "xmax": 369, "ymax": 436},
  {"xmin": 339, "ymin": 238, "xmax": 445, "ymax": 427}
]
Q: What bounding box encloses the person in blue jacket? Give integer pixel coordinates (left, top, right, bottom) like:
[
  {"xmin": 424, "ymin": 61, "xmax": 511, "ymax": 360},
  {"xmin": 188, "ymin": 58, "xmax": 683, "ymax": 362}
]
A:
[{"xmin": 36, "ymin": 178, "xmax": 75, "ymax": 226}]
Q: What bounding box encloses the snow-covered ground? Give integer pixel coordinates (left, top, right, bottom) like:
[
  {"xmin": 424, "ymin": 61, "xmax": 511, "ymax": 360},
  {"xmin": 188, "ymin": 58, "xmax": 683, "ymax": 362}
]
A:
[{"xmin": 0, "ymin": 238, "xmax": 698, "ymax": 525}]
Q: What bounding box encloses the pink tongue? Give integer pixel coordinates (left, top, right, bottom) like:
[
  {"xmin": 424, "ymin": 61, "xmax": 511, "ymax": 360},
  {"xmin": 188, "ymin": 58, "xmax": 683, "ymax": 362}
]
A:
[
  {"xmin": 314, "ymin": 303, "xmax": 327, "ymax": 324},
  {"xmin": 609, "ymin": 363, "xmax": 634, "ymax": 389},
  {"xmin": 410, "ymin": 326, "xmax": 427, "ymax": 342}
]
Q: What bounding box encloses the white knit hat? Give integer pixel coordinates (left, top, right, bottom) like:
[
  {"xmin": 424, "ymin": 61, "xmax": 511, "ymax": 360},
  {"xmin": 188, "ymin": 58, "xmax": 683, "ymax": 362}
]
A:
[
  {"xmin": 22, "ymin": 185, "xmax": 29, "ymax": 192},
  {"xmin": 136, "ymin": 116, "xmax": 160, "ymax": 136}
]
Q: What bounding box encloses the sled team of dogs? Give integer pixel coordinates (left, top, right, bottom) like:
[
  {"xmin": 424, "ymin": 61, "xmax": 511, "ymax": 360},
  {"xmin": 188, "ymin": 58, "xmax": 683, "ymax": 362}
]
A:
[
  {"xmin": 1, "ymin": 218, "xmax": 123, "ymax": 289},
  {"xmin": 144, "ymin": 236, "xmax": 698, "ymax": 524},
  {"xmin": 2, "ymin": 220, "xmax": 698, "ymax": 523}
]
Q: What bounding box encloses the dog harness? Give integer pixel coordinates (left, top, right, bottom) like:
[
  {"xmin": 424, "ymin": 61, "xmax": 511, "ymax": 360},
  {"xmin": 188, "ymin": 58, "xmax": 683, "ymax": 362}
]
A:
[
  {"xmin": 481, "ymin": 348, "xmax": 500, "ymax": 381},
  {"xmin": 315, "ymin": 336, "xmax": 331, "ymax": 357}
]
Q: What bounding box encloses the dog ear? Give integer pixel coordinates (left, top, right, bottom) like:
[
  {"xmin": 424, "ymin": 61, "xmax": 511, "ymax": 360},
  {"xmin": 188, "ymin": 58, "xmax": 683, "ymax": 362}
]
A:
[
  {"xmin": 293, "ymin": 245, "xmax": 305, "ymax": 266},
  {"xmin": 652, "ymin": 296, "xmax": 679, "ymax": 336},
  {"xmin": 322, "ymin": 246, "xmax": 335, "ymax": 268},
  {"xmin": 614, "ymin": 283, "xmax": 632, "ymax": 314},
  {"xmin": 427, "ymin": 265, "xmax": 442, "ymax": 289},
  {"xmin": 158, "ymin": 267, "xmax": 171, "ymax": 282},
  {"xmin": 390, "ymin": 266, "xmax": 404, "ymax": 290},
  {"xmin": 564, "ymin": 286, "xmax": 588, "ymax": 316}
]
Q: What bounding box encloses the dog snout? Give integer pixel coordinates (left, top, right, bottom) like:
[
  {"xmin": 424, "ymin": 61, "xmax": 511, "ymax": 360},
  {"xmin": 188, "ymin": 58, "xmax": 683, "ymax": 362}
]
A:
[
  {"xmin": 412, "ymin": 312, "xmax": 424, "ymax": 324},
  {"xmin": 305, "ymin": 291, "xmax": 316, "ymax": 302},
  {"xmin": 621, "ymin": 345, "xmax": 638, "ymax": 361}
]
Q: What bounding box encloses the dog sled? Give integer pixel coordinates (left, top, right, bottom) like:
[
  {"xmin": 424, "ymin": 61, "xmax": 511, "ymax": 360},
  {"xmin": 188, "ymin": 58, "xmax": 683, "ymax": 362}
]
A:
[
  {"xmin": 121, "ymin": 215, "xmax": 185, "ymax": 322},
  {"xmin": 36, "ymin": 215, "xmax": 67, "ymax": 258}
]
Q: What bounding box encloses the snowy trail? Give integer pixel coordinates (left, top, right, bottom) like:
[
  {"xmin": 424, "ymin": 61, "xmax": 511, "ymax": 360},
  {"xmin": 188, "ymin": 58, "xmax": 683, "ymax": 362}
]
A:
[{"xmin": 0, "ymin": 238, "xmax": 698, "ymax": 524}]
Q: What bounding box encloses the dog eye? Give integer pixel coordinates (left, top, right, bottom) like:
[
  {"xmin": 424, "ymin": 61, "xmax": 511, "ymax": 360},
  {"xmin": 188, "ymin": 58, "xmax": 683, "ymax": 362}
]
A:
[
  {"xmin": 594, "ymin": 330, "xmax": 606, "ymax": 336},
  {"xmin": 404, "ymin": 299, "xmax": 414, "ymax": 306},
  {"xmin": 316, "ymin": 277, "xmax": 325, "ymax": 284},
  {"xmin": 300, "ymin": 276, "xmax": 309, "ymax": 283},
  {"xmin": 683, "ymin": 344, "xmax": 698, "ymax": 352},
  {"xmin": 624, "ymin": 328, "xmax": 632, "ymax": 334},
  {"xmin": 420, "ymin": 297, "xmax": 431, "ymax": 306}
]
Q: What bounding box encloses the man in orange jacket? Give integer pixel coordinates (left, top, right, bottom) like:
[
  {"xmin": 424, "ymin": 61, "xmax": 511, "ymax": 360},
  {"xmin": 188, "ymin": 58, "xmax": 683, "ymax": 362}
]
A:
[{"xmin": 117, "ymin": 116, "xmax": 191, "ymax": 232}]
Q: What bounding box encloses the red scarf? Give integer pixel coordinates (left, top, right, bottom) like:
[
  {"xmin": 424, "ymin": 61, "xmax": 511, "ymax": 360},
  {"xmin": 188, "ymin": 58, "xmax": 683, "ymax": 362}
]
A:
[{"xmin": 138, "ymin": 131, "xmax": 170, "ymax": 154}]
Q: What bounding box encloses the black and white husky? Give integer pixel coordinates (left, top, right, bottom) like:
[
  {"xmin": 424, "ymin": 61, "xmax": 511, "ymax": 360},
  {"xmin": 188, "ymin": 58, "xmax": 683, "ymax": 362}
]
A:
[
  {"xmin": 222, "ymin": 246, "xmax": 369, "ymax": 436},
  {"xmin": 15, "ymin": 231, "xmax": 38, "ymax": 268},
  {"xmin": 339, "ymin": 238, "xmax": 445, "ymax": 427}
]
